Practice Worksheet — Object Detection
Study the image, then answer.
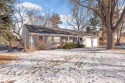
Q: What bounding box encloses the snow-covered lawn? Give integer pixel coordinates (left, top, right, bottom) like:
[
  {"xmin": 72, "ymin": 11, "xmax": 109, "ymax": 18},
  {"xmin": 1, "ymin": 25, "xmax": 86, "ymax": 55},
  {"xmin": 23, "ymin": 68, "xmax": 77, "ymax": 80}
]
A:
[{"xmin": 0, "ymin": 48, "xmax": 125, "ymax": 83}]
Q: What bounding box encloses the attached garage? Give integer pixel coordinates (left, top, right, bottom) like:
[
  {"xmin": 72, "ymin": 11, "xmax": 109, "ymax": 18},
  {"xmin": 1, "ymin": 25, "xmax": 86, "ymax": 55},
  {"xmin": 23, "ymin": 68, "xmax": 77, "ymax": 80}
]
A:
[{"xmin": 83, "ymin": 36, "xmax": 99, "ymax": 47}]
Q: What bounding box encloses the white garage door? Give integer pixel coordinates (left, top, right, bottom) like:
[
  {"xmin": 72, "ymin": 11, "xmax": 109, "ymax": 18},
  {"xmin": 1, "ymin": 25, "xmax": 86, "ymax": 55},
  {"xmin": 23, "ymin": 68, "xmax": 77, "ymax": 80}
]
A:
[{"xmin": 86, "ymin": 38, "xmax": 98, "ymax": 47}]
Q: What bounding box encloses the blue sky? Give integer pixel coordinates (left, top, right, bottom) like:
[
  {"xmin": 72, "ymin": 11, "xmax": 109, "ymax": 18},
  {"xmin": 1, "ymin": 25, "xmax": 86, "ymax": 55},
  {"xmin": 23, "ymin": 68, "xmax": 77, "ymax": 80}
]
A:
[
  {"xmin": 17, "ymin": 0, "xmax": 72, "ymax": 29},
  {"xmin": 19, "ymin": 0, "xmax": 70, "ymax": 15}
]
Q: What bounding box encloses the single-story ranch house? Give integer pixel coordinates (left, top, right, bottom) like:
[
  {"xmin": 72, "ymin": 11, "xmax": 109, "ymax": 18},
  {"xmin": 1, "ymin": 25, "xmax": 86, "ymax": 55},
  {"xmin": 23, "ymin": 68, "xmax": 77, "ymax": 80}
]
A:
[{"xmin": 21, "ymin": 25, "xmax": 99, "ymax": 50}]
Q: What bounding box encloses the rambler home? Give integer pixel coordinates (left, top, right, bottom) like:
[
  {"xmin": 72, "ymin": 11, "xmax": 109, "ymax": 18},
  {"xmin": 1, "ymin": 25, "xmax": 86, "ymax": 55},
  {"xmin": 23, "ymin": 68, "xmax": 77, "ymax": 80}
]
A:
[{"xmin": 21, "ymin": 25, "xmax": 99, "ymax": 50}]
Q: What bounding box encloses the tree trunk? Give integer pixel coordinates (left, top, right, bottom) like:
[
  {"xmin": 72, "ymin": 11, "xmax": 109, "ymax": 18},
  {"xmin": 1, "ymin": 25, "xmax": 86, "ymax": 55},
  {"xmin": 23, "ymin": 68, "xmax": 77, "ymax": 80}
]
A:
[
  {"xmin": 106, "ymin": 31, "xmax": 115, "ymax": 49},
  {"xmin": 116, "ymin": 22, "xmax": 123, "ymax": 46},
  {"xmin": 23, "ymin": 44, "xmax": 28, "ymax": 52},
  {"xmin": 101, "ymin": 31, "xmax": 104, "ymax": 41},
  {"xmin": 116, "ymin": 29, "xmax": 121, "ymax": 45},
  {"xmin": 8, "ymin": 41, "xmax": 13, "ymax": 52},
  {"xmin": 17, "ymin": 38, "xmax": 28, "ymax": 52},
  {"xmin": 8, "ymin": 41, "xmax": 12, "ymax": 47},
  {"xmin": 101, "ymin": 22, "xmax": 105, "ymax": 41},
  {"xmin": 8, "ymin": 41, "xmax": 14, "ymax": 52}
]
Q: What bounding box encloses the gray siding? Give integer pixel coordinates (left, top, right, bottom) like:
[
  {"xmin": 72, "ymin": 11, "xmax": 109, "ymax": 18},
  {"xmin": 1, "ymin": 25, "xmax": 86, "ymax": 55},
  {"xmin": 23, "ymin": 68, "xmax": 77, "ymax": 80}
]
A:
[
  {"xmin": 21, "ymin": 26, "xmax": 30, "ymax": 48},
  {"xmin": 31, "ymin": 35, "xmax": 38, "ymax": 49}
]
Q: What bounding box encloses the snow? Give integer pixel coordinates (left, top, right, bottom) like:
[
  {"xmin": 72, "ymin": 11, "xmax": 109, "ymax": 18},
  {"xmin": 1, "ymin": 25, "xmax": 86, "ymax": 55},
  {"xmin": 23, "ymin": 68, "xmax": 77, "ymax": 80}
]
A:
[{"xmin": 0, "ymin": 48, "xmax": 125, "ymax": 83}]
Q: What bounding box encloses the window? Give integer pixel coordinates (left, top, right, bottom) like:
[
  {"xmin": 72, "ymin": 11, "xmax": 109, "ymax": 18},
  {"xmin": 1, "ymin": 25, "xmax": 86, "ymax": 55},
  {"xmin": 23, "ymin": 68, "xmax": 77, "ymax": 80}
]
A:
[
  {"xmin": 39, "ymin": 36, "xmax": 43, "ymax": 42},
  {"xmin": 51, "ymin": 36, "xmax": 54, "ymax": 42},
  {"xmin": 80, "ymin": 38, "xmax": 82, "ymax": 41}
]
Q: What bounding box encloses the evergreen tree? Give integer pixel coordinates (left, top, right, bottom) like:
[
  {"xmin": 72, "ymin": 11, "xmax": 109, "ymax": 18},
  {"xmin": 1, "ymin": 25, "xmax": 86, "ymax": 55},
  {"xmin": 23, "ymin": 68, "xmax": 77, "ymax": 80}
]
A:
[
  {"xmin": 0, "ymin": 0, "xmax": 15, "ymax": 47},
  {"xmin": 50, "ymin": 14, "xmax": 61, "ymax": 28}
]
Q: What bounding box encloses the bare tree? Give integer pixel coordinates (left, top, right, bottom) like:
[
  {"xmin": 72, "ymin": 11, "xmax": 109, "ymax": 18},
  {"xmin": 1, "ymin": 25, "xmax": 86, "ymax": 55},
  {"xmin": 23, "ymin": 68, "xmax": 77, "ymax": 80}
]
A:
[
  {"xmin": 26, "ymin": 9, "xmax": 48, "ymax": 26},
  {"xmin": 33, "ymin": 15, "xmax": 45, "ymax": 26},
  {"xmin": 72, "ymin": 0, "xmax": 125, "ymax": 49},
  {"xmin": 13, "ymin": 1, "xmax": 40, "ymax": 52},
  {"xmin": 13, "ymin": 8, "xmax": 27, "ymax": 51},
  {"xmin": 43, "ymin": 9, "xmax": 53, "ymax": 27},
  {"xmin": 116, "ymin": 20, "xmax": 124, "ymax": 45},
  {"xmin": 115, "ymin": 4, "xmax": 125, "ymax": 45},
  {"xmin": 66, "ymin": 2, "xmax": 90, "ymax": 31}
]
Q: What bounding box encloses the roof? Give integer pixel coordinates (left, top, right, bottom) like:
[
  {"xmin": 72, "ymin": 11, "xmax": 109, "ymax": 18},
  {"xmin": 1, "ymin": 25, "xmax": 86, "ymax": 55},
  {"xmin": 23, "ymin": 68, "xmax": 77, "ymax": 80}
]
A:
[{"xmin": 25, "ymin": 25, "xmax": 87, "ymax": 36}]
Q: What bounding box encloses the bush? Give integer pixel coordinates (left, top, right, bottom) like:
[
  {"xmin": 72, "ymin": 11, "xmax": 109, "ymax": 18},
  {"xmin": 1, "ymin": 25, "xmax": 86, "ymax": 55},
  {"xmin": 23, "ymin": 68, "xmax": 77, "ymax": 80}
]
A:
[
  {"xmin": 63, "ymin": 43, "xmax": 77, "ymax": 49},
  {"xmin": 63, "ymin": 43, "xmax": 85, "ymax": 49},
  {"xmin": 76, "ymin": 43, "xmax": 85, "ymax": 48}
]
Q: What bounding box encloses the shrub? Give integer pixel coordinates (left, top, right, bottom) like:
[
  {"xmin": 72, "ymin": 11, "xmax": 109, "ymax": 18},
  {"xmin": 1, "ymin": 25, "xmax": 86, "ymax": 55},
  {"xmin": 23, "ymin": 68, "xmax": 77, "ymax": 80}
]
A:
[
  {"xmin": 63, "ymin": 43, "xmax": 85, "ymax": 49},
  {"xmin": 76, "ymin": 43, "xmax": 85, "ymax": 48},
  {"xmin": 63, "ymin": 43, "xmax": 77, "ymax": 49}
]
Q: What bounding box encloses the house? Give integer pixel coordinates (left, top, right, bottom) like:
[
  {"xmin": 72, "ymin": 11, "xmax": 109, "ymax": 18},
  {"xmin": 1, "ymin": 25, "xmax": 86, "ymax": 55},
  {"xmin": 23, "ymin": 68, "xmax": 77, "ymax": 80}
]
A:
[{"xmin": 21, "ymin": 24, "xmax": 99, "ymax": 50}]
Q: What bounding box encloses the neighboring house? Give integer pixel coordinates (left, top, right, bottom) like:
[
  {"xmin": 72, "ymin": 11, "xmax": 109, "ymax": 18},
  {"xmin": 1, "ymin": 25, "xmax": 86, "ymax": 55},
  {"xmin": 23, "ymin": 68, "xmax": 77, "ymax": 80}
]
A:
[{"xmin": 21, "ymin": 24, "xmax": 99, "ymax": 50}]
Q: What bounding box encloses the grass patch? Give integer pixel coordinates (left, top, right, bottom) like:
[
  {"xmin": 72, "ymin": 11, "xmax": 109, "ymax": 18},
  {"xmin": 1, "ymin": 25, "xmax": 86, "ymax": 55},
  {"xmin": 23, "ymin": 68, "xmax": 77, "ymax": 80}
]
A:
[{"xmin": 0, "ymin": 54, "xmax": 18, "ymax": 64}]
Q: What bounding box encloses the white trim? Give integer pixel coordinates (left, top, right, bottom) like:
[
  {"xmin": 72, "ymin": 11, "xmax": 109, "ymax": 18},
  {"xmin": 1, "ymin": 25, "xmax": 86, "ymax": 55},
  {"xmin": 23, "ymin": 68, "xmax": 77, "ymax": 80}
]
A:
[
  {"xmin": 43, "ymin": 35, "xmax": 44, "ymax": 42},
  {"xmin": 84, "ymin": 36, "xmax": 99, "ymax": 38},
  {"xmin": 29, "ymin": 33, "xmax": 83, "ymax": 37},
  {"xmin": 77, "ymin": 36, "xmax": 78, "ymax": 42},
  {"xmin": 68, "ymin": 36, "xmax": 69, "ymax": 43},
  {"xmin": 30, "ymin": 34, "xmax": 33, "ymax": 49}
]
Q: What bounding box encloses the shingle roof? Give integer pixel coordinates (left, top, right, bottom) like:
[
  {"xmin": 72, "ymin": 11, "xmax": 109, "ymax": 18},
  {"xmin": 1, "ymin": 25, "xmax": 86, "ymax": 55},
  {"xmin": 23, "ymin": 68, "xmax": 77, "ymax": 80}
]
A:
[{"xmin": 25, "ymin": 25, "xmax": 85, "ymax": 36}]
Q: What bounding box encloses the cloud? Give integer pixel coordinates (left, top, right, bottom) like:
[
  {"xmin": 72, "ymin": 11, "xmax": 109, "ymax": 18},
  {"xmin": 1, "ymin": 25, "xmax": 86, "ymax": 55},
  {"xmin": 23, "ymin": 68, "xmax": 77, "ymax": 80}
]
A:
[
  {"xmin": 17, "ymin": 2, "xmax": 42, "ymax": 11},
  {"xmin": 60, "ymin": 15, "xmax": 72, "ymax": 22},
  {"xmin": 59, "ymin": 14, "xmax": 77, "ymax": 30},
  {"xmin": 41, "ymin": 13, "xmax": 45, "ymax": 16}
]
